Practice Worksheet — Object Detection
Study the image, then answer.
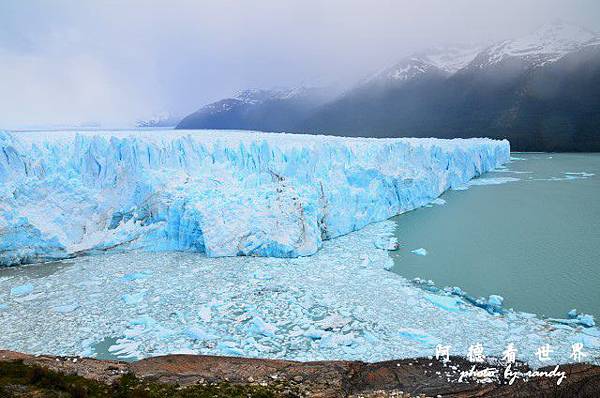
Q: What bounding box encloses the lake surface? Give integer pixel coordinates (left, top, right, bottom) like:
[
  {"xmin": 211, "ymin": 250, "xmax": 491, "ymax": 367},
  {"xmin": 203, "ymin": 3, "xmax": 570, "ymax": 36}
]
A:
[{"xmin": 390, "ymin": 153, "xmax": 600, "ymax": 319}]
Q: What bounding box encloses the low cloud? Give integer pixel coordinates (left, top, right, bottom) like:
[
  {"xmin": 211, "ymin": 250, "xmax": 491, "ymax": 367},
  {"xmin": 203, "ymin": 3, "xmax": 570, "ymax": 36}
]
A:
[{"xmin": 1, "ymin": 0, "xmax": 599, "ymax": 128}]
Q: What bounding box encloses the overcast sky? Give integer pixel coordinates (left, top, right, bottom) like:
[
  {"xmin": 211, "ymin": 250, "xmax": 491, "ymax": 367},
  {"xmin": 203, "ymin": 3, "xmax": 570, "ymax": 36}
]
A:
[{"xmin": 1, "ymin": 0, "xmax": 599, "ymax": 128}]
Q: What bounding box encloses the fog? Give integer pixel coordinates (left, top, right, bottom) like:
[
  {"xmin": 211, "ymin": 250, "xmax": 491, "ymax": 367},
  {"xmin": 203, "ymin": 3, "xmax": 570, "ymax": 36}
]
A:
[{"xmin": 1, "ymin": 0, "xmax": 599, "ymax": 128}]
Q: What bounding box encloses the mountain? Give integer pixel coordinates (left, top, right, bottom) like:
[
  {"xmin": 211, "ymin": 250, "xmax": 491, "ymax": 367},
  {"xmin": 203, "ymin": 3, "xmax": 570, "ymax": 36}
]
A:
[
  {"xmin": 470, "ymin": 20, "xmax": 598, "ymax": 69},
  {"xmin": 367, "ymin": 45, "xmax": 483, "ymax": 83},
  {"xmin": 136, "ymin": 112, "xmax": 181, "ymax": 128},
  {"xmin": 177, "ymin": 21, "xmax": 600, "ymax": 152},
  {"xmin": 177, "ymin": 87, "xmax": 334, "ymax": 132}
]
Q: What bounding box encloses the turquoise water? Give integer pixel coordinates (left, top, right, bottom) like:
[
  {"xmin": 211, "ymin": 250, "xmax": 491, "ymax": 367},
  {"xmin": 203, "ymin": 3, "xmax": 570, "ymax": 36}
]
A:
[{"xmin": 390, "ymin": 153, "xmax": 600, "ymax": 320}]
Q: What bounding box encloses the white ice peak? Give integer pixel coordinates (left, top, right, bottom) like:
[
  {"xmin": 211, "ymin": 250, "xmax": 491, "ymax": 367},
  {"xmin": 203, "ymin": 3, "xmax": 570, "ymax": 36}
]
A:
[
  {"xmin": 375, "ymin": 21, "xmax": 599, "ymax": 82},
  {"xmin": 373, "ymin": 45, "xmax": 482, "ymax": 82},
  {"xmin": 479, "ymin": 20, "xmax": 599, "ymax": 67},
  {"xmin": 234, "ymin": 88, "xmax": 308, "ymax": 104}
]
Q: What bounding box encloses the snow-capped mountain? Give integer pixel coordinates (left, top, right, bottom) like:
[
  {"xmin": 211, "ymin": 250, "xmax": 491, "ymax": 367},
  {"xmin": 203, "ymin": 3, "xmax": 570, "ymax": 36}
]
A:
[
  {"xmin": 235, "ymin": 87, "xmax": 314, "ymax": 104},
  {"xmin": 188, "ymin": 88, "xmax": 318, "ymax": 117},
  {"xmin": 177, "ymin": 21, "xmax": 600, "ymax": 152},
  {"xmin": 176, "ymin": 87, "xmax": 333, "ymax": 130},
  {"xmin": 370, "ymin": 45, "xmax": 482, "ymax": 83},
  {"xmin": 370, "ymin": 21, "xmax": 599, "ymax": 82},
  {"xmin": 471, "ymin": 20, "xmax": 600, "ymax": 69},
  {"xmin": 136, "ymin": 112, "xmax": 181, "ymax": 128}
]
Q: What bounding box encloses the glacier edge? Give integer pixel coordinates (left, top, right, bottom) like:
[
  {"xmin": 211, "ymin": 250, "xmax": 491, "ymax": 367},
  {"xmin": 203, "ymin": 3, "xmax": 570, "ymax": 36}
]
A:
[{"xmin": 0, "ymin": 130, "xmax": 510, "ymax": 265}]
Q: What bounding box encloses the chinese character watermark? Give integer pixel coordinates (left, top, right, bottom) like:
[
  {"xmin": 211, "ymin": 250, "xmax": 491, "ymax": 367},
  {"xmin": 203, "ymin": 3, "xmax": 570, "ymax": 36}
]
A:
[
  {"xmin": 570, "ymin": 343, "xmax": 587, "ymax": 362},
  {"xmin": 435, "ymin": 344, "xmax": 451, "ymax": 362},
  {"xmin": 502, "ymin": 343, "xmax": 518, "ymax": 364},
  {"xmin": 467, "ymin": 343, "xmax": 485, "ymax": 363},
  {"xmin": 535, "ymin": 344, "xmax": 553, "ymax": 361}
]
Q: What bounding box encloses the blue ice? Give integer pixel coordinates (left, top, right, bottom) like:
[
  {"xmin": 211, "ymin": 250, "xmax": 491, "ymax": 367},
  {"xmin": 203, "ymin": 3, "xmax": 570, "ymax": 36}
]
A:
[
  {"xmin": 10, "ymin": 284, "xmax": 33, "ymax": 297},
  {"xmin": 411, "ymin": 248, "xmax": 428, "ymax": 256}
]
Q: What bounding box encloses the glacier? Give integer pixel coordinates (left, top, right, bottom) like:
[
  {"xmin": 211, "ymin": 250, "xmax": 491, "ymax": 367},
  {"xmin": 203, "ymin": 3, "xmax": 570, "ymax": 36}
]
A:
[{"xmin": 0, "ymin": 129, "xmax": 509, "ymax": 266}]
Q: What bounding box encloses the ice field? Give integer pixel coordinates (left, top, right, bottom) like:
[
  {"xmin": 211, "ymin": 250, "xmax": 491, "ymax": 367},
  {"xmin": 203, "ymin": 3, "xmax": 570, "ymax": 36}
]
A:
[
  {"xmin": 1, "ymin": 130, "xmax": 508, "ymax": 265},
  {"xmin": 0, "ymin": 221, "xmax": 598, "ymax": 367},
  {"xmin": 1, "ymin": 130, "xmax": 597, "ymax": 368}
]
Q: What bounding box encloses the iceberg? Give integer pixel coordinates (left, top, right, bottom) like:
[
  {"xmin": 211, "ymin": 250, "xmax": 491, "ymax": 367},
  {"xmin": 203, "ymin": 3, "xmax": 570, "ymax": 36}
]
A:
[
  {"xmin": 398, "ymin": 328, "xmax": 441, "ymax": 347},
  {"xmin": 0, "ymin": 130, "xmax": 509, "ymax": 265},
  {"xmin": 411, "ymin": 248, "xmax": 428, "ymax": 256},
  {"xmin": 424, "ymin": 293, "xmax": 465, "ymax": 312},
  {"xmin": 488, "ymin": 295, "xmax": 504, "ymax": 306},
  {"xmin": 10, "ymin": 283, "xmax": 34, "ymax": 297},
  {"xmin": 468, "ymin": 176, "xmax": 520, "ymax": 186}
]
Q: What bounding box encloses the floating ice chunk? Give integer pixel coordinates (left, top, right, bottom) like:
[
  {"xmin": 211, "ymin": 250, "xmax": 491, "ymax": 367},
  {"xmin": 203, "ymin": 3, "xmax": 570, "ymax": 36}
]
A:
[
  {"xmin": 411, "ymin": 248, "xmax": 428, "ymax": 256},
  {"xmin": 252, "ymin": 270, "xmax": 273, "ymax": 280},
  {"xmin": 173, "ymin": 348, "xmax": 197, "ymax": 355},
  {"xmin": 359, "ymin": 255, "xmax": 370, "ymax": 268},
  {"xmin": 320, "ymin": 333, "xmax": 356, "ymax": 348},
  {"xmin": 468, "ymin": 177, "xmax": 520, "ymax": 186},
  {"xmin": 488, "ymin": 295, "xmax": 504, "ymax": 306},
  {"xmin": 318, "ymin": 314, "xmax": 351, "ymax": 331},
  {"xmin": 450, "ymin": 286, "xmax": 465, "ymax": 296},
  {"xmin": 122, "ymin": 291, "xmax": 145, "ymax": 305},
  {"xmin": 198, "ymin": 305, "xmax": 212, "ymax": 322},
  {"xmin": 303, "ymin": 327, "xmax": 326, "ymax": 340},
  {"xmin": 582, "ymin": 334, "xmax": 600, "ymax": 349},
  {"xmin": 248, "ymin": 316, "xmax": 276, "ymax": 337},
  {"xmin": 10, "ymin": 284, "xmax": 33, "ymax": 297},
  {"xmin": 185, "ymin": 327, "xmax": 218, "ymax": 341},
  {"xmin": 567, "ymin": 309, "xmax": 578, "ymax": 319},
  {"xmin": 363, "ymin": 331, "xmax": 378, "ymax": 344},
  {"xmin": 564, "ymin": 172, "xmax": 594, "ymax": 177},
  {"xmin": 398, "ymin": 328, "xmax": 440, "ymax": 347},
  {"xmin": 452, "ymin": 185, "xmax": 469, "ymax": 191},
  {"xmin": 129, "ymin": 315, "xmax": 157, "ymax": 331},
  {"xmin": 217, "ymin": 341, "xmax": 244, "ymax": 356},
  {"xmin": 374, "ymin": 237, "xmax": 399, "ymax": 251},
  {"xmin": 431, "ymin": 198, "xmax": 446, "ymax": 206},
  {"xmin": 569, "ymin": 332, "xmax": 600, "ymax": 350},
  {"xmin": 549, "ymin": 313, "xmax": 595, "ymax": 328},
  {"xmin": 52, "ymin": 303, "xmax": 79, "ymax": 313},
  {"xmin": 510, "ymin": 156, "xmax": 526, "ymax": 161},
  {"xmin": 493, "ymin": 169, "xmax": 533, "ymax": 174},
  {"xmin": 577, "ymin": 314, "xmax": 595, "ymax": 328},
  {"xmin": 424, "ymin": 293, "xmax": 464, "ymax": 312},
  {"xmin": 121, "ymin": 271, "xmax": 153, "ymax": 282},
  {"xmin": 108, "ymin": 340, "xmax": 140, "ymax": 359}
]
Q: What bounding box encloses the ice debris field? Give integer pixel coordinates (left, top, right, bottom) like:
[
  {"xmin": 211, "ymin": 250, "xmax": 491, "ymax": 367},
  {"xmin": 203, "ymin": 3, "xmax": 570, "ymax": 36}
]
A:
[
  {"xmin": 0, "ymin": 221, "xmax": 598, "ymax": 367},
  {"xmin": 0, "ymin": 129, "xmax": 509, "ymax": 265},
  {"xmin": 0, "ymin": 130, "xmax": 598, "ymax": 367}
]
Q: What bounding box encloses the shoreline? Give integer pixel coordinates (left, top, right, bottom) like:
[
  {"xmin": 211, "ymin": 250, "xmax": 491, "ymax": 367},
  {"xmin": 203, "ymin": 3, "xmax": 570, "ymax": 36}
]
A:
[{"xmin": 1, "ymin": 350, "xmax": 599, "ymax": 397}]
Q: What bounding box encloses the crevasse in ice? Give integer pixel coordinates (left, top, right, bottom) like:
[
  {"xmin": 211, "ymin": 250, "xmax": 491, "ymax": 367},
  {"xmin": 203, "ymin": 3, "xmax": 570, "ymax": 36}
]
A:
[{"xmin": 0, "ymin": 130, "xmax": 509, "ymax": 265}]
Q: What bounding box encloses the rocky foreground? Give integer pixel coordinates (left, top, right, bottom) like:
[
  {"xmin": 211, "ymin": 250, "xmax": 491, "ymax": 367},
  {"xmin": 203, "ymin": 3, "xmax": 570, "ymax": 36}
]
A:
[{"xmin": 1, "ymin": 350, "xmax": 599, "ymax": 397}]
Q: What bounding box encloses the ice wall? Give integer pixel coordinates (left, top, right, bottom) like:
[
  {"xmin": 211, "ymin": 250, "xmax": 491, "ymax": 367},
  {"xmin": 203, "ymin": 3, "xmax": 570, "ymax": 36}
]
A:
[{"xmin": 0, "ymin": 130, "xmax": 510, "ymax": 265}]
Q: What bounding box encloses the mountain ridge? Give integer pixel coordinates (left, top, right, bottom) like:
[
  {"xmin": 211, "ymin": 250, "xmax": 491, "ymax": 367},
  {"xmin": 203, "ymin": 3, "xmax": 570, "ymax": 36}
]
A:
[{"xmin": 177, "ymin": 21, "xmax": 600, "ymax": 151}]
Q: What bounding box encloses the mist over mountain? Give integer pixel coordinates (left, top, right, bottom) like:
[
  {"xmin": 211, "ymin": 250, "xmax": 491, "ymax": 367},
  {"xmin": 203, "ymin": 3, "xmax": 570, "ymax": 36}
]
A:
[
  {"xmin": 177, "ymin": 87, "xmax": 337, "ymax": 132},
  {"xmin": 136, "ymin": 112, "xmax": 182, "ymax": 128},
  {"xmin": 177, "ymin": 21, "xmax": 600, "ymax": 152}
]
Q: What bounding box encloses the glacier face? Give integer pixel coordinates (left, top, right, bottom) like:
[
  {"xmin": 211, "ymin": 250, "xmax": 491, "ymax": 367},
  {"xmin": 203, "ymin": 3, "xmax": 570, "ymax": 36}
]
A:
[{"xmin": 0, "ymin": 130, "xmax": 509, "ymax": 265}]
